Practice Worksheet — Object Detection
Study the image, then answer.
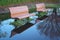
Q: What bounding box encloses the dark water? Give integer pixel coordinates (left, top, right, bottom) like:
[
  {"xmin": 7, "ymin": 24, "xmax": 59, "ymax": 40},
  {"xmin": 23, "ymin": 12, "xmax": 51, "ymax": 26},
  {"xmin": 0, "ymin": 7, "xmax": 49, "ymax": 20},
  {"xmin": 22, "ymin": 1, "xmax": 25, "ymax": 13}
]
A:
[{"xmin": 0, "ymin": 18, "xmax": 60, "ymax": 40}]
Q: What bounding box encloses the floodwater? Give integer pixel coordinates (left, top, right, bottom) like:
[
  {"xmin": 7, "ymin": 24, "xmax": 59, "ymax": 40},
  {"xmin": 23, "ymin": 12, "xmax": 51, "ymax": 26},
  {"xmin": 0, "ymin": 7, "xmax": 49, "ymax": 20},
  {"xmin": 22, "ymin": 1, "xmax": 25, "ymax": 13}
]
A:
[{"xmin": 0, "ymin": 18, "xmax": 60, "ymax": 40}]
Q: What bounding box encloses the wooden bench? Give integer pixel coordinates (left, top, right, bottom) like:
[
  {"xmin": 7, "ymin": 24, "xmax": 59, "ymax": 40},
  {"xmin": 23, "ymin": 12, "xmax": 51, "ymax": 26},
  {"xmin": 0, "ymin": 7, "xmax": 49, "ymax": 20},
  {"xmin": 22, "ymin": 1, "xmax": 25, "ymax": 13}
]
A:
[
  {"xmin": 9, "ymin": 6, "xmax": 36, "ymax": 19},
  {"xmin": 9, "ymin": 3, "xmax": 46, "ymax": 19},
  {"xmin": 36, "ymin": 3, "xmax": 46, "ymax": 12}
]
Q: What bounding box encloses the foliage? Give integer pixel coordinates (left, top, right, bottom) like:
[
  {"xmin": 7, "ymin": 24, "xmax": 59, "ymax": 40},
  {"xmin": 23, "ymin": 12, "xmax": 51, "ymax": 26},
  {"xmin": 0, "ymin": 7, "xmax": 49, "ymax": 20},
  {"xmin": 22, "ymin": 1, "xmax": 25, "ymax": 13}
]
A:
[
  {"xmin": 28, "ymin": 5, "xmax": 36, "ymax": 13},
  {"xmin": 0, "ymin": 13, "xmax": 10, "ymax": 21},
  {"xmin": 36, "ymin": 11, "xmax": 47, "ymax": 18},
  {"xmin": 11, "ymin": 18, "xmax": 28, "ymax": 28},
  {"xmin": 26, "ymin": 17, "xmax": 34, "ymax": 22},
  {"xmin": 11, "ymin": 17, "xmax": 34, "ymax": 28}
]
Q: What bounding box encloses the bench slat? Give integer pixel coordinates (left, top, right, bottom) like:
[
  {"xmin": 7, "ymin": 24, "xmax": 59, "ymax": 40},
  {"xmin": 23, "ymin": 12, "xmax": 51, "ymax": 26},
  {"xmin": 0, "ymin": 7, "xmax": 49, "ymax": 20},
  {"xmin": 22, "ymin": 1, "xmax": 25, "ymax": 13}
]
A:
[{"xmin": 18, "ymin": 13, "xmax": 36, "ymax": 19}]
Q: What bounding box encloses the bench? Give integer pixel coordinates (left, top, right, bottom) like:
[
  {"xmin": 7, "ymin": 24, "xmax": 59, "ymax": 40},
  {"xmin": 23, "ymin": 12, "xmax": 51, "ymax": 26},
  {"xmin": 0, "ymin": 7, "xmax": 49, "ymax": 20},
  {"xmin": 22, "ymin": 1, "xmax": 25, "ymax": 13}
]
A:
[
  {"xmin": 9, "ymin": 6, "xmax": 36, "ymax": 19},
  {"xmin": 36, "ymin": 3, "xmax": 46, "ymax": 12}
]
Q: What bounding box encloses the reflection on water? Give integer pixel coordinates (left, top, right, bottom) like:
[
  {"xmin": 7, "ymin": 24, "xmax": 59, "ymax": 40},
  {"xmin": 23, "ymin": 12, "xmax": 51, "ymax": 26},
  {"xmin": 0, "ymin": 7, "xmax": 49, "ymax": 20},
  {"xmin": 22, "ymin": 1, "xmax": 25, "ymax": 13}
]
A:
[
  {"xmin": 0, "ymin": 16, "xmax": 60, "ymax": 40},
  {"xmin": 0, "ymin": 19, "xmax": 15, "ymax": 38},
  {"xmin": 37, "ymin": 16, "xmax": 60, "ymax": 40}
]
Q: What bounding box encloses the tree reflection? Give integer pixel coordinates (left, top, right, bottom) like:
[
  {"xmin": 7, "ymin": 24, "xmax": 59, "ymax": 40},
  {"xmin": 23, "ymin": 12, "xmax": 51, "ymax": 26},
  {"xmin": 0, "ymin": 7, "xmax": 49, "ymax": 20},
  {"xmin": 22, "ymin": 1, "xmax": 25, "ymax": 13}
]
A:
[{"xmin": 37, "ymin": 8, "xmax": 60, "ymax": 39}]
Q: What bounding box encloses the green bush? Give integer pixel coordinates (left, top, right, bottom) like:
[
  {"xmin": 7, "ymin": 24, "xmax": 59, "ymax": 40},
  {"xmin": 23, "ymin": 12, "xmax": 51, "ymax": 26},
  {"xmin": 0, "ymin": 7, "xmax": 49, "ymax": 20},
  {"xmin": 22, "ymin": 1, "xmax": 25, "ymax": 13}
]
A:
[
  {"xmin": 11, "ymin": 18, "xmax": 28, "ymax": 28},
  {"xmin": 28, "ymin": 5, "xmax": 36, "ymax": 13},
  {"xmin": 11, "ymin": 17, "xmax": 34, "ymax": 28},
  {"xmin": 36, "ymin": 11, "xmax": 47, "ymax": 18},
  {"xmin": 0, "ymin": 13, "xmax": 11, "ymax": 21}
]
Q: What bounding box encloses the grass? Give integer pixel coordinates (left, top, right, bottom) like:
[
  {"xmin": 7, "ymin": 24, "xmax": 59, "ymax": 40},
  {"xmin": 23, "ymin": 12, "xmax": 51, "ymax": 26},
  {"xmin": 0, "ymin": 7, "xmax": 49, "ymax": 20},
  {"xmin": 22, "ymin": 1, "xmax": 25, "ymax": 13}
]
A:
[
  {"xmin": 0, "ymin": 0, "xmax": 60, "ymax": 8},
  {"xmin": 0, "ymin": 0, "xmax": 36, "ymax": 6},
  {"xmin": 46, "ymin": 4, "xmax": 60, "ymax": 8}
]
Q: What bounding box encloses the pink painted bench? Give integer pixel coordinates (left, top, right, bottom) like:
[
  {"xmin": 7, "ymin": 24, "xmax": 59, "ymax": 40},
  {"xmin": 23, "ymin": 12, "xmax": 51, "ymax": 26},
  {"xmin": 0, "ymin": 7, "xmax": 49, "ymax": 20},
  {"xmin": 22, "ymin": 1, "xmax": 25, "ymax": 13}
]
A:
[
  {"xmin": 9, "ymin": 6, "xmax": 35, "ymax": 19},
  {"xmin": 36, "ymin": 3, "xmax": 46, "ymax": 12}
]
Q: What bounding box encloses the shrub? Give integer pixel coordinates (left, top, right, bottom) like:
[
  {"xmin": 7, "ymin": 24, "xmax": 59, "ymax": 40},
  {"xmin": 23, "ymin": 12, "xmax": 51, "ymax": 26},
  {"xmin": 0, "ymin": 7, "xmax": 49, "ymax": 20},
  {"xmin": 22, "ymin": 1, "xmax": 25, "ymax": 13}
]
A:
[
  {"xmin": 11, "ymin": 18, "xmax": 28, "ymax": 28},
  {"xmin": 36, "ymin": 11, "xmax": 47, "ymax": 18}
]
